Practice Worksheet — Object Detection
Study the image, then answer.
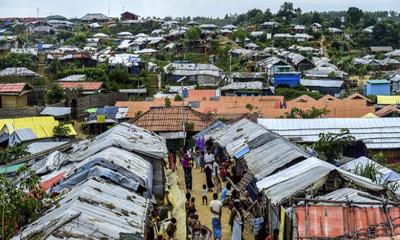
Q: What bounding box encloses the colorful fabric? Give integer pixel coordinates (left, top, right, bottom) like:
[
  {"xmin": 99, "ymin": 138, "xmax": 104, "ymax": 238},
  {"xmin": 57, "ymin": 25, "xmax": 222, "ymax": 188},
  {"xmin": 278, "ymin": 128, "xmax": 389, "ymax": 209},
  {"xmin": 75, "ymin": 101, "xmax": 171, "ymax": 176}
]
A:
[
  {"xmin": 212, "ymin": 217, "xmax": 222, "ymax": 238},
  {"xmin": 253, "ymin": 217, "xmax": 264, "ymax": 235},
  {"xmin": 231, "ymin": 220, "xmax": 242, "ymax": 240},
  {"xmin": 184, "ymin": 167, "xmax": 192, "ymax": 190}
]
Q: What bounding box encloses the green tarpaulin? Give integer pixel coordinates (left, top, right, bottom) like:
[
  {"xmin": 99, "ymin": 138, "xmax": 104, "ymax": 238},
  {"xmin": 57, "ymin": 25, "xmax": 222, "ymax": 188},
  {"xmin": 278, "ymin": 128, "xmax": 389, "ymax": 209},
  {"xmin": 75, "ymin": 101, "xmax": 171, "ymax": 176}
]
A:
[{"xmin": 0, "ymin": 163, "xmax": 24, "ymax": 174}]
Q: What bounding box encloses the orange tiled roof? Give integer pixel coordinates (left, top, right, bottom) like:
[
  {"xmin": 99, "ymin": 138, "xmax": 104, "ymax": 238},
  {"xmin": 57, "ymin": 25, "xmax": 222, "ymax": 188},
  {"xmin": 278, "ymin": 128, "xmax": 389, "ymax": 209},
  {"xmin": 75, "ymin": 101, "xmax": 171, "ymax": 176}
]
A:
[
  {"xmin": 346, "ymin": 92, "xmax": 372, "ymax": 102},
  {"xmin": 117, "ymin": 94, "xmax": 375, "ymax": 119},
  {"xmin": 132, "ymin": 106, "xmax": 214, "ymax": 132},
  {"xmin": 59, "ymin": 82, "xmax": 104, "ymax": 91},
  {"xmin": 0, "ymin": 83, "xmax": 31, "ymax": 94},
  {"xmin": 187, "ymin": 89, "xmax": 217, "ymax": 99}
]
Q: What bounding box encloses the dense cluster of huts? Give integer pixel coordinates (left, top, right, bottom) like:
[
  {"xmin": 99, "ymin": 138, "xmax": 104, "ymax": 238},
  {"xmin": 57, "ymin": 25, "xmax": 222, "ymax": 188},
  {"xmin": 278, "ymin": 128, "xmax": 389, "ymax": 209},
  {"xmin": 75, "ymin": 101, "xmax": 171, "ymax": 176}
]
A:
[
  {"xmin": 8, "ymin": 123, "xmax": 169, "ymax": 239},
  {"xmin": 197, "ymin": 118, "xmax": 400, "ymax": 239}
]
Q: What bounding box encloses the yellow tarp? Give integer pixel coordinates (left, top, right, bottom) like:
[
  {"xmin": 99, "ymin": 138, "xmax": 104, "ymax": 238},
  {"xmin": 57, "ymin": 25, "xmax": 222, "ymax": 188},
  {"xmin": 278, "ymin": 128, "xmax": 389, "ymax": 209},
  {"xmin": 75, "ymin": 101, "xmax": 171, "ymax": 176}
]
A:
[
  {"xmin": 377, "ymin": 96, "xmax": 400, "ymax": 105},
  {"xmin": 0, "ymin": 116, "xmax": 76, "ymax": 140}
]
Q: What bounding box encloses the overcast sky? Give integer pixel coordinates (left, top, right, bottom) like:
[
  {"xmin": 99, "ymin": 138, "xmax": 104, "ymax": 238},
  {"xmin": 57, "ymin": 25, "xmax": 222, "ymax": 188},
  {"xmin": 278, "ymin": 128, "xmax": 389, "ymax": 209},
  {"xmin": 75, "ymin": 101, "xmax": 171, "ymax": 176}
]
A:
[{"xmin": 0, "ymin": 0, "xmax": 399, "ymax": 18}]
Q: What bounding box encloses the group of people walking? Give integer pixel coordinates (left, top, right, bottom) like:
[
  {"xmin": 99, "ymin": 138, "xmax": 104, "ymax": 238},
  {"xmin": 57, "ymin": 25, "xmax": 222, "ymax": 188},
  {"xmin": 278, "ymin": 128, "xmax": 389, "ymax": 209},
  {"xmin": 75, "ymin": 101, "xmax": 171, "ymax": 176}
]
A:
[{"xmin": 167, "ymin": 145, "xmax": 279, "ymax": 240}]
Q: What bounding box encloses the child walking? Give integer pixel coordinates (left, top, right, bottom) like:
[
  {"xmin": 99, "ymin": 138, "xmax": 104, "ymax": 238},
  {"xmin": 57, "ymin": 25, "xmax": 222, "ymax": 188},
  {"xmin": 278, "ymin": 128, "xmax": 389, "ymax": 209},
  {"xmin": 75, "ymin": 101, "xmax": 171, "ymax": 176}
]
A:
[{"xmin": 201, "ymin": 184, "xmax": 208, "ymax": 205}]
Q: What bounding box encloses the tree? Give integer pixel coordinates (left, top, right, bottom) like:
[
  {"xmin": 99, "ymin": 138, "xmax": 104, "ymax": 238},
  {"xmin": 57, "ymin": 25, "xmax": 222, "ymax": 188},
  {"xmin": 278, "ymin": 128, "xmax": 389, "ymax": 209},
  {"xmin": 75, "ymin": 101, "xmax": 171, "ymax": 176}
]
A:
[
  {"xmin": 0, "ymin": 54, "xmax": 36, "ymax": 70},
  {"xmin": 48, "ymin": 59, "xmax": 62, "ymax": 77},
  {"xmin": 355, "ymin": 162, "xmax": 382, "ymax": 183},
  {"xmin": 47, "ymin": 82, "xmax": 65, "ymax": 104},
  {"xmin": 345, "ymin": 7, "xmax": 364, "ymax": 27},
  {"xmin": 185, "ymin": 27, "xmax": 201, "ymax": 43},
  {"xmin": 328, "ymin": 71, "xmax": 337, "ymax": 79},
  {"xmin": 277, "ymin": 2, "xmax": 297, "ymax": 21},
  {"xmin": 311, "ymin": 12, "xmax": 322, "ymax": 23},
  {"xmin": 53, "ymin": 123, "xmax": 71, "ymax": 138},
  {"xmin": 0, "ymin": 166, "xmax": 46, "ymax": 239},
  {"xmin": 108, "ymin": 66, "xmax": 131, "ymax": 86},
  {"xmin": 174, "ymin": 94, "xmax": 183, "ymax": 101},
  {"xmin": 0, "ymin": 145, "xmax": 29, "ymax": 165},
  {"xmin": 370, "ymin": 152, "xmax": 388, "ymax": 166},
  {"xmin": 372, "ymin": 21, "xmax": 400, "ymax": 47},
  {"xmin": 314, "ymin": 128, "xmax": 355, "ymax": 164},
  {"xmin": 245, "ymin": 103, "xmax": 254, "ymax": 112},
  {"xmin": 230, "ymin": 28, "xmax": 249, "ymax": 42},
  {"xmin": 281, "ymin": 107, "xmax": 330, "ymax": 119},
  {"xmin": 64, "ymin": 33, "xmax": 87, "ymax": 48},
  {"xmin": 165, "ymin": 98, "xmax": 172, "ymax": 107}
]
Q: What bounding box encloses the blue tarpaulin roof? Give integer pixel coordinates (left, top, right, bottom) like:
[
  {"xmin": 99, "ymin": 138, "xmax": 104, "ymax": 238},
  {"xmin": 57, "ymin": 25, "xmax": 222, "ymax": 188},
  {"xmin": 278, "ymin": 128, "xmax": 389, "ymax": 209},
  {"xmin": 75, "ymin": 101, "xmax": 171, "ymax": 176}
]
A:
[{"xmin": 234, "ymin": 145, "xmax": 250, "ymax": 159}]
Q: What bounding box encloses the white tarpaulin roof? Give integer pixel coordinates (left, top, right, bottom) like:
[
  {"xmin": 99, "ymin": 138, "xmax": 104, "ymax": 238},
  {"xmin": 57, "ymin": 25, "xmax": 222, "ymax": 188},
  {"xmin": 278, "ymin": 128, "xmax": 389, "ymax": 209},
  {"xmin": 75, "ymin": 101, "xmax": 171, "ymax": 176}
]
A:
[
  {"xmin": 258, "ymin": 118, "xmax": 400, "ymax": 149},
  {"xmin": 70, "ymin": 123, "xmax": 167, "ymax": 160},
  {"xmin": 13, "ymin": 178, "xmax": 148, "ymax": 240},
  {"xmin": 65, "ymin": 146, "xmax": 153, "ymax": 193},
  {"xmin": 256, "ymin": 157, "xmax": 384, "ymax": 205},
  {"xmin": 210, "ymin": 119, "xmax": 268, "ymax": 156}
]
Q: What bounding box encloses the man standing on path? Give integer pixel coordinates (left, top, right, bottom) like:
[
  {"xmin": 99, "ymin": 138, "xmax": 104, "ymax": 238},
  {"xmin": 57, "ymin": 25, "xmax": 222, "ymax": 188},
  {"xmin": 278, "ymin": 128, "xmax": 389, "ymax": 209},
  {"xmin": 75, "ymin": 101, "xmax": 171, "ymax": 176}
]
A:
[
  {"xmin": 210, "ymin": 192, "xmax": 222, "ymax": 240},
  {"xmin": 204, "ymin": 148, "xmax": 215, "ymax": 191}
]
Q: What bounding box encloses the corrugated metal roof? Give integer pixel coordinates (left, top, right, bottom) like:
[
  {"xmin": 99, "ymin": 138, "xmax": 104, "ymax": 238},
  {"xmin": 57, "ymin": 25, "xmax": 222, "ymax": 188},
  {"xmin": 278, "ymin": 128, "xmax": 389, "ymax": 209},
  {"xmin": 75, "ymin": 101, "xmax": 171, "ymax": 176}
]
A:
[
  {"xmin": 40, "ymin": 107, "xmax": 71, "ymax": 117},
  {"xmin": 300, "ymin": 79, "xmax": 344, "ymax": 88},
  {"xmin": 13, "ymin": 178, "xmax": 149, "ymax": 240},
  {"xmin": 210, "ymin": 119, "xmax": 268, "ymax": 156},
  {"xmin": 258, "ymin": 118, "xmax": 400, "ymax": 149},
  {"xmin": 221, "ymin": 81, "xmax": 264, "ymax": 91},
  {"xmin": 256, "ymin": 157, "xmax": 384, "ymax": 205},
  {"xmin": 164, "ymin": 63, "xmax": 221, "ymax": 77},
  {"xmin": 26, "ymin": 141, "xmax": 68, "ymax": 154},
  {"xmin": 81, "ymin": 13, "xmax": 109, "ymax": 21},
  {"xmin": 245, "ymin": 137, "xmax": 309, "ymax": 180},
  {"xmin": 315, "ymin": 188, "xmax": 382, "ymax": 206},
  {"xmin": 0, "ymin": 67, "xmax": 39, "ymax": 77},
  {"xmin": 377, "ymin": 95, "xmax": 400, "ymax": 105},
  {"xmin": 193, "ymin": 121, "xmax": 226, "ymax": 139},
  {"xmin": 57, "ymin": 74, "xmax": 86, "ymax": 82}
]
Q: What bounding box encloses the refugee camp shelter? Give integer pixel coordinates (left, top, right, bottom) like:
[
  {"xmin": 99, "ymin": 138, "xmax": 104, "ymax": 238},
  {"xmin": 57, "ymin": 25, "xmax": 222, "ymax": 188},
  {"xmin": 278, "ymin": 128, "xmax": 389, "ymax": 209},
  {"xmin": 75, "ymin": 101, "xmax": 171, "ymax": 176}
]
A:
[
  {"xmin": 133, "ymin": 106, "xmax": 215, "ymax": 150},
  {"xmin": 0, "ymin": 116, "xmax": 76, "ymax": 146},
  {"xmin": 64, "ymin": 123, "xmax": 168, "ymax": 198},
  {"xmin": 258, "ymin": 118, "xmax": 400, "ymax": 160},
  {"xmin": 0, "ymin": 83, "xmax": 32, "ymax": 108},
  {"xmin": 256, "ymin": 157, "xmax": 384, "ymax": 205},
  {"xmin": 365, "ymin": 79, "xmax": 391, "ymax": 96},
  {"xmin": 12, "ymin": 178, "xmax": 151, "ymax": 239}
]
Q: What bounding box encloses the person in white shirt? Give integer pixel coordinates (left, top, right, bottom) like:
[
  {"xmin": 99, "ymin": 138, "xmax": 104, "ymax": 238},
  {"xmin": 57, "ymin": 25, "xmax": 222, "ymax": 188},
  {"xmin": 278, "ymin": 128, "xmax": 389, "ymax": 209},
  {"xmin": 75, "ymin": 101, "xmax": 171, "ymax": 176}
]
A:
[
  {"xmin": 204, "ymin": 148, "xmax": 215, "ymax": 191},
  {"xmin": 210, "ymin": 193, "xmax": 222, "ymax": 240},
  {"xmin": 212, "ymin": 161, "xmax": 221, "ymax": 192}
]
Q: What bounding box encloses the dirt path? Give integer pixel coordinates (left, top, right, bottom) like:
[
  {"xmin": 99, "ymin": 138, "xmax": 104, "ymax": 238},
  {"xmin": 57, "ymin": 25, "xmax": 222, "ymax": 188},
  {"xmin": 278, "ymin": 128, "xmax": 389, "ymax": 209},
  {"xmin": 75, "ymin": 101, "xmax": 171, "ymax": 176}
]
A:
[
  {"xmin": 177, "ymin": 166, "xmax": 233, "ymax": 240},
  {"xmin": 178, "ymin": 164, "xmax": 254, "ymax": 240}
]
